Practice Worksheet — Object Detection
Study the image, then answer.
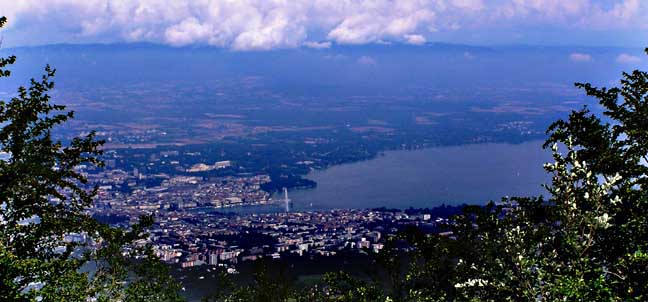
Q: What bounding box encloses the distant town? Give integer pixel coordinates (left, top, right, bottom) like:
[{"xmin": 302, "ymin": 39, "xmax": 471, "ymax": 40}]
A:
[
  {"xmin": 98, "ymin": 204, "xmax": 449, "ymax": 274},
  {"xmin": 89, "ymin": 163, "xmax": 273, "ymax": 213},
  {"xmin": 84, "ymin": 156, "xmax": 458, "ymax": 274}
]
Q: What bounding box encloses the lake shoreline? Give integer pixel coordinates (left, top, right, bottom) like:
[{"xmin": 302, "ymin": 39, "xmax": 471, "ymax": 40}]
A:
[{"xmin": 275, "ymin": 139, "xmax": 552, "ymax": 211}]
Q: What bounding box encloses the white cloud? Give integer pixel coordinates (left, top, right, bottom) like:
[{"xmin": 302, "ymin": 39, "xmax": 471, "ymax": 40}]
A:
[
  {"xmin": 616, "ymin": 53, "xmax": 642, "ymax": 64},
  {"xmin": 463, "ymin": 52, "xmax": 476, "ymax": 60},
  {"xmin": 404, "ymin": 34, "xmax": 427, "ymax": 45},
  {"xmin": 357, "ymin": 56, "xmax": 377, "ymax": 65},
  {"xmin": 0, "ymin": 0, "xmax": 647, "ymax": 50},
  {"xmin": 323, "ymin": 54, "xmax": 347, "ymax": 60},
  {"xmin": 496, "ymin": 0, "xmax": 648, "ymax": 30},
  {"xmin": 497, "ymin": 0, "xmax": 590, "ymax": 19},
  {"xmin": 569, "ymin": 52, "xmax": 593, "ymax": 62},
  {"xmin": 164, "ymin": 18, "xmax": 211, "ymax": 47},
  {"xmin": 303, "ymin": 41, "xmax": 332, "ymax": 49},
  {"xmin": 451, "ymin": 0, "xmax": 485, "ymax": 11}
]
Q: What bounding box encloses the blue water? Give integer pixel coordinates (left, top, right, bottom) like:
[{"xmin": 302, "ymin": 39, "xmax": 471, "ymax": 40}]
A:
[
  {"xmin": 286, "ymin": 140, "xmax": 552, "ymax": 210},
  {"xmin": 216, "ymin": 140, "xmax": 553, "ymax": 214}
]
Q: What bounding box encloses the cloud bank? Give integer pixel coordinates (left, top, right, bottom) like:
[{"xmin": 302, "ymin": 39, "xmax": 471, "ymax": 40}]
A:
[
  {"xmin": 570, "ymin": 52, "xmax": 593, "ymax": 62},
  {"xmin": 357, "ymin": 55, "xmax": 377, "ymax": 65},
  {"xmin": 1, "ymin": 0, "xmax": 647, "ymax": 50},
  {"xmin": 616, "ymin": 53, "xmax": 642, "ymax": 64}
]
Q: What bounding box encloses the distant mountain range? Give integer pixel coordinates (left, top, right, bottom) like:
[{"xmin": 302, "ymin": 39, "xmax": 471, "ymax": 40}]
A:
[{"xmin": 2, "ymin": 42, "xmax": 643, "ymax": 94}]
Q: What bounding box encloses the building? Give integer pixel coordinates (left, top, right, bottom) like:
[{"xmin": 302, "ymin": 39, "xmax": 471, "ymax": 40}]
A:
[{"xmin": 208, "ymin": 253, "xmax": 219, "ymax": 266}]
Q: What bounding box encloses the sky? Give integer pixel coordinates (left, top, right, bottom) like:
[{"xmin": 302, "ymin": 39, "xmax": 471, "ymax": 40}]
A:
[{"xmin": 0, "ymin": 0, "xmax": 647, "ymax": 50}]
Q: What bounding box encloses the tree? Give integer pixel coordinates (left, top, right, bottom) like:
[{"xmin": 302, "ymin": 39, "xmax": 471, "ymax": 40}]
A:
[
  {"xmin": 447, "ymin": 48, "xmax": 648, "ymax": 301},
  {"xmin": 541, "ymin": 48, "xmax": 648, "ymax": 299},
  {"xmin": 0, "ymin": 17, "xmax": 183, "ymax": 302}
]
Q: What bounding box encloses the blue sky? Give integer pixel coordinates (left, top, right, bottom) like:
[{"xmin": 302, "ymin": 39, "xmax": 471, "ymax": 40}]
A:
[{"xmin": 1, "ymin": 0, "xmax": 647, "ymax": 49}]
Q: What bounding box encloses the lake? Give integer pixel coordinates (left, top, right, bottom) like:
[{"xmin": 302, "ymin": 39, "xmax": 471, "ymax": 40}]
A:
[
  {"xmin": 281, "ymin": 140, "xmax": 553, "ymax": 210},
  {"xmin": 218, "ymin": 140, "xmax": 553, "ymax": 214}
]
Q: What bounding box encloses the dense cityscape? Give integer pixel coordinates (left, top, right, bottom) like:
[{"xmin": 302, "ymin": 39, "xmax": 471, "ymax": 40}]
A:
[
  {"xmin": 150, "ymin": 209, "xmax": 441, "ymax": 270},
  {"xmin": 86, "ymin": 158, "xmax": 454, "ymax": 274}
]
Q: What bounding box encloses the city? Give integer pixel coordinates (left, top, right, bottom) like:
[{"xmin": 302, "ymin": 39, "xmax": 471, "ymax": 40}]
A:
[
  {"xmin": 2, "ymin": 2, "xmax": 647, "ymax": 301},
  {"xmin": 85, "ymin": 161, "xmax": 451, "ymax": 272}
]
